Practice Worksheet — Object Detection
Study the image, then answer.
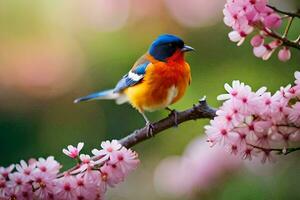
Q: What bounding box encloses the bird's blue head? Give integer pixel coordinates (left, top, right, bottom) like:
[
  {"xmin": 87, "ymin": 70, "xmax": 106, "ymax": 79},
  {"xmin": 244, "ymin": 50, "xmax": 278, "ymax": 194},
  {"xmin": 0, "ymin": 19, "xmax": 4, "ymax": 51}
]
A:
[{"xmin": 149, "ymin": 34, "xmax": 194, "ymax": 62}]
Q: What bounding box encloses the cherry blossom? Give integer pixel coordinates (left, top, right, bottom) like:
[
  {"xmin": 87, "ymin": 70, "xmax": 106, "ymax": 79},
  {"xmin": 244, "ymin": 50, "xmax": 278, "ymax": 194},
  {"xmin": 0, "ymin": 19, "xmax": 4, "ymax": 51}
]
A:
[
  {"xmin": 206, "ymin": 71, "xmax": 300, "ymax": 162},
  {"xmin": 223, "ymin": 0, "xmax": 295, "ymax": 61},
  {"xmin": 278, "ymin": 47, "xmax": 291, "ymax": 62},
  {"xmin": 0, "ymin": 140, "xmax": 139, "ymax": 199},
  {"xmin": 154, "ymin": 137, "xmax": 241, "ymax": 197},
  {"xmin": 62, "ymin": 142, "xmax": 84, "ymax": 159},
  {"xmin": 0, "ymin": 165, "xmax": 14, "ymax": 179},
  {"xmin": 92, "ymin": 140, "xmax": 122, "ymax": 163}
]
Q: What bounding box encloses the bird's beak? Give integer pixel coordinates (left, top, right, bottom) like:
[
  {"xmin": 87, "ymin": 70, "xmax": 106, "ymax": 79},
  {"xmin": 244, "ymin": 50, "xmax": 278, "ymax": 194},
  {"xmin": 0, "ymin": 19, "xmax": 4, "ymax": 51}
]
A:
[{"xmin": 181, "ymin": 45, "xmax": 195, "ymax": 52}]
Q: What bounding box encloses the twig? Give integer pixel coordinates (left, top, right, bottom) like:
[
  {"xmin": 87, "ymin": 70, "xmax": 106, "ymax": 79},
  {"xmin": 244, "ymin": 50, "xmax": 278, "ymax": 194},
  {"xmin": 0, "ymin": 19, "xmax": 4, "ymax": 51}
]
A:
[
  {"xmin": 119, "ymin": 98, "xmax": 217, "ymax": 148},
  {"xmin": 267, "ymin": 5, "xmax": 300, "ymax": 19},
  {"xmin": 58, "ymin": 98, "xmax": 217, "ymax": 177},
  {"xmin": 248, "ymin": 144, "xmax": 300, "ymax": 155},
  {"xmin": 265, "ymin": 5, "xmax": 300, "ymax": 49},
  {"xmin": 283, "ymin": 16, "xmax": 294, "ymax": 38},
  {"xmin": 296, "ymin": 35, "xmax": 300, "ymax": 43},
  {"xmin": 264, "ymin": 28, "xmax": 300, "ymax": 50},
  {"xmin": 277, "ymin": 124, "xmax": 300, "ymax": 129},
  {"xmin": 58, "ymin": 98, "xmax": 300, "ymax": 178}
]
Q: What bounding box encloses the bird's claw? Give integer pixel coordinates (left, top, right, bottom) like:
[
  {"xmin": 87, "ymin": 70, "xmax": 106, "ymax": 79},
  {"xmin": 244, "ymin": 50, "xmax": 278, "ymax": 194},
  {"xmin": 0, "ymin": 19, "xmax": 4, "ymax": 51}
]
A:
[
  {"xmin": 168, "ymin": 109, "xmax": 179, "ymax": 127},
  {"xmin": 146, "ymin": 122, "xmax": 155, "ymax": 137}
]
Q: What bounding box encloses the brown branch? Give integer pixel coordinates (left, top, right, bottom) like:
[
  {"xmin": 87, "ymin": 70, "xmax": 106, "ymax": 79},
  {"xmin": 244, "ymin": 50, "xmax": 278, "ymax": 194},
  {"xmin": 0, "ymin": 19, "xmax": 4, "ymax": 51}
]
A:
[
  {"xmin": 57, "ymin": 97, "xmax": 300, "ymax": 178},
  {"xmin": 263, "ymin": 5, "xmax": 300, "ymax": 50},
  {"xmin": 119, "ymin": 98, "xmax": 217, "ymax": 148},
  {"xmin": 277, "ymin": 124, "xmax": 300, "ymax": 129},
  {"xmin": 267, "ymin": 5, "xmax": 300, "ymax": 19},
  {"xmin": 248, "ymin": 144, "xmax": 300, "ymax": 155},
  {"xmin": 264, "ymin": 28, "xmax": 300, "ymax": 50},
  {"xmin": 58, "ymin": 98, "xmax": 217, "ymax": 177}
]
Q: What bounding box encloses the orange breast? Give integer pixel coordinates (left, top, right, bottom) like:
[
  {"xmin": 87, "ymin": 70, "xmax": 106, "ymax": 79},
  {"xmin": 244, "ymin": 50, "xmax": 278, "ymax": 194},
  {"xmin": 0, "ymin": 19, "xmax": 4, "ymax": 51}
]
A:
[{"xmin": 124, "ymin": 53, "xmax": 191, "ymax": 112}]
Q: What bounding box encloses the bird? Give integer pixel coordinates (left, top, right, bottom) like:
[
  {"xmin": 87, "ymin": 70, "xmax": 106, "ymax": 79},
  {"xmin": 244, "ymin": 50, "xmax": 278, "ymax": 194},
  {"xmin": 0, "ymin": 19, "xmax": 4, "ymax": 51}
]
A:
[{"xmin": 74, "ymin": 34, "xmax": 194, "ymax": 135}]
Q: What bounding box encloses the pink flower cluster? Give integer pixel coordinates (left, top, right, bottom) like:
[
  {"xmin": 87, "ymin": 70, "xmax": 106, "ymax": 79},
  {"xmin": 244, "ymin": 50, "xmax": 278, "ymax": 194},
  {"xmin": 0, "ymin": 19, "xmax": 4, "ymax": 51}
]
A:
[
  {"xmin": 205, "ymin": 71, "xmax": 300, "ymax": 162},
  {"xmin": 154, "ymin": 137, "xmax": 240, "ymax": 197},
  {"xmin": 0, "ymin": 140, "xmax": 139, "ymax": 200},
  {"xmin": 224, "ymin": 0, "xmax": 291, "ymax": 61}
]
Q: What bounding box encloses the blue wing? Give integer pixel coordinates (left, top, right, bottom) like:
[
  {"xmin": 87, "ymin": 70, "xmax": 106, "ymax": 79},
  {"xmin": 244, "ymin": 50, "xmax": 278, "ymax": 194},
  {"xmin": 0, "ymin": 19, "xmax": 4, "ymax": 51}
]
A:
[{"xmin": 113, "ymin": 55, "xmax": 150, "ymax": 93}]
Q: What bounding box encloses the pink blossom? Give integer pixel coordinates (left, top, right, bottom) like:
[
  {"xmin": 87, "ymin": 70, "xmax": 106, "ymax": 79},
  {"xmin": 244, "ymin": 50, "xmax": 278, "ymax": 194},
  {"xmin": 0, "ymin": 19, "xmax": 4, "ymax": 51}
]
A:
[
  {"xmin": 225, "ymin": 135, "xmax": 242, "ymax": 155},
  {"xmin": 223, "ymin": 0, "xmax": 289, "ymax": 61},
  {"xmin": 154, "ymin": 137, "xmax": 241, "ymax": 197},
  {"xmin": 205, "ymin": 119, "xmax": 235, "ymax": 145},
  {"xmin": 217, "ymin": 80, "xmax": 249, "ymax": 101},
  {"xmin": 7, "ymin": 172, "xmax": 27, "ymax": 192},
  {"xmin": 109, "ymin": 147, "xmax": 140, "ymax": 175},
  {"xmin": 216, "ymin": 107, "xmax": 240, "ymax": 126},
  {"xmin": 228, "ymin": 31, "xmax": 245, "ymax": 45},
  {"xmin": 35, "ymin": 156, "xmax": 61, "ymax": 177},
  {"xmin": 92, "ymin": 140, "xmax": 122, "ymax": 163},
  {"xmin": 241, "ymin": 146, "xmax": 255, "ymax": 160},
  {"xmin": 288, "ymin": 102, "xmax": 300, "ymax": 126},
  {"xmin": 295, "ymin": 71, "xmax": 300, "ymax": 85},
  {"xmin": 17, "ymin": 184, "xmax": 34, "ymax": 200},
  {"xmin": 270, "ymin": 99, "xmax": 290, "ymax": 123},
  {"xmin": 278, "ymin": 47, "xmax": 291, "ymax": 62},
  {"xmin": 100, "ymin": 164, "xmax": 123, "ymax": 187},
  {"xmin": 236, "ymin": 86, "xmax": 264, "ymax": 114},
  {"xmin": 294, "ymin": 72, "xmax": 300, "ymax": 96},
  {"xmin": 63, "ymin": 142, "xmax": 84, "ymax": 159},
  {"xmin": 260, "ymin": 150, "xmax": 276, "ymax": 163},
  {"xmin": 31, "ymin": 171, "xmax": 56, "ymax": 200},
  {"xmin": 0, "ymin": 165, "xmax": 14, "ymax": 179},
  {"xmin": 263, "ymin": 13, "xmax": 281, "ymax": 28},
  {"xmin": 272, "ymin": 84, "xmax": 292, "ymax": 100},
  {"xmin": 15, "ymin": 160, "xmax": 36, "ymax": 177},
  {"xmin": 250, "ymin": 34, "xmax": 264, "ymax": 47},
  {"xmin": 0, "ymin": 176, "xmax": 8, "ymax": 198},
  {"xmin": 0, "ymin": 140, "xmax": 139, "ymax": 200},
  {"xmin": 6, "ymin": 172, "xmax": 33, "ymax": 199},
  {"xmin": 290, "ymin": 130, "xmax": 300, "ymax": 142},
  {"xmin": 206, "ymin": 71, "xmax": 300, "ymax": 162},
  {"xmin": 74, "ymin": 175, "xmax": 98, "ymax": 200},
  {"xmin": 54, "ymin": 176, "xmax": 77, "ymax": 200},
  {"xmin": 253, "ymin": 45, "xmax": 267, "ymax": 57},
  {"xmin": 259, "ymin": 92, "xmax": 273, "ymax": 116},
  {"xmin": 72, "ymin": 154, "xmax": 95, "ymax": 174},
  {"xmin": 82, "ymin": 168, "xmax": 102, "ymax": 189}
]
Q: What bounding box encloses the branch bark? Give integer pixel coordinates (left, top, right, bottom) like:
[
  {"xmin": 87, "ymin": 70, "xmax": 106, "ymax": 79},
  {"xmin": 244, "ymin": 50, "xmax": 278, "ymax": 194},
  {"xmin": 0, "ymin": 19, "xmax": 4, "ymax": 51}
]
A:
[
  {"xmin": 264, "ymin": 28, "xmax": 300, "ymax": 50},
  {"xmin": 59, "ymin": 98, "xmax": 300, "ymax": 178},
  {"xmin": 264, "ymin": 5, "xmax": 300, "ymax": 50},
  {"xmin": 119, "ymin": 98, "xmax": 217, "ymax": 148},
  {"xmin": 248, "ymin": 144, "xmax": 300, "ymax": 155},
  {"xmin": 267, "ymin": 5, "xmax": 300, "ymax": 19},
  {"xmin": 58, "ymin": 98, "xmax": 217, "ymax": 177}
]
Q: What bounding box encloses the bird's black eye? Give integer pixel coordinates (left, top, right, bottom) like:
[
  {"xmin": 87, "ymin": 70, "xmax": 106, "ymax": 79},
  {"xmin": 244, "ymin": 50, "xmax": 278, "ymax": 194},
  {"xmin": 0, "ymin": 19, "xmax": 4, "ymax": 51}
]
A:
[{"xmin": 168, "ymin": 43, "xmax": 173, "ymax": 47}]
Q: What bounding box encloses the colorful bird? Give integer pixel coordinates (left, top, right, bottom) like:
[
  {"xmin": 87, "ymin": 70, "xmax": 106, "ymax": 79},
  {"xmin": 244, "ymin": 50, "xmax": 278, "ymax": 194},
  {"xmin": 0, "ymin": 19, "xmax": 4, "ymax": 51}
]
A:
[{"xmin": 74, "ymin": 34, "xmax": 194, "ymax": 134}]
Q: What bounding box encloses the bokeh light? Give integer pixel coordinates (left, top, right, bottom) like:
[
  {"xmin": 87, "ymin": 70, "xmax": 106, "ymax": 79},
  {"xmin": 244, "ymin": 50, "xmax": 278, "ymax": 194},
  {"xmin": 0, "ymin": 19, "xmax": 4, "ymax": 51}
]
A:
[
  {"xmin": 164, "ymin": 0, "xmax": 224, "ymax": 27},
  {"xmin": 0, "ymin": 0, "xmax": 299, "ymax": 199},
  {"xmin": 0, "ymin": 36, "xmax": 85, "ymax": 99}
]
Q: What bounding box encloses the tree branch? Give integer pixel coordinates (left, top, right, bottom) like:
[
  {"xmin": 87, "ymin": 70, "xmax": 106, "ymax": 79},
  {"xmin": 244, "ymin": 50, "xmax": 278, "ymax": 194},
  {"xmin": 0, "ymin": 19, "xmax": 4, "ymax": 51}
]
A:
[
  {"xmin": 58, "ymin": 98, "xmax": 217, "ymax": 177},
  {"xmin": 248, "ymin": 144, "xmax": 300, "ymax": 155},
  {"xmin": 264, "ymin": 28, "xmax": 300, "ymax": 50},
  {"xmin": 263, "ymin": 5, "xmax": 300, "ymax": 50},
  {"xmin": 119, "ymin": 98, "xmax": 217, "ymax": 148},
  {"xmin": 267, "ymin": 5, "xmax": 300, "ymax": 19}
]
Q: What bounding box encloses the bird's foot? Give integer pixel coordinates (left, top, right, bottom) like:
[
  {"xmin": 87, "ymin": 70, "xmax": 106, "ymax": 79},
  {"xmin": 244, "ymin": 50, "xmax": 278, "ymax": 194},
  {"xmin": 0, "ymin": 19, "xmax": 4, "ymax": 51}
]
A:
[
  {"xmin": 146, "ymin": 122, "xmax": 155, "ymax": 137},
  {"xmin": 167, "ymin": 108, "xmax": 179, "ymax": 127}
]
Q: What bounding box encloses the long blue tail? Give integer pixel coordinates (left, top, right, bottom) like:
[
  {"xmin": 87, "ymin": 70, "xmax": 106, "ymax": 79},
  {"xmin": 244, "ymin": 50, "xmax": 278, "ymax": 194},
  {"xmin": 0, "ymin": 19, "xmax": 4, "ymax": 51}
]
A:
[{"xmin": 74, "ymin": 89, "xmax": 119, "ymax": 103}]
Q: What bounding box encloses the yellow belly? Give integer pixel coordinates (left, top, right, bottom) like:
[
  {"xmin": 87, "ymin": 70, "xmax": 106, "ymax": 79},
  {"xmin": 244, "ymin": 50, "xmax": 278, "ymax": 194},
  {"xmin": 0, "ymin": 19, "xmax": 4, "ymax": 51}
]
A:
[{"xmin": 124, "ymin": 61, "xmax": 191, "ymax": 112}]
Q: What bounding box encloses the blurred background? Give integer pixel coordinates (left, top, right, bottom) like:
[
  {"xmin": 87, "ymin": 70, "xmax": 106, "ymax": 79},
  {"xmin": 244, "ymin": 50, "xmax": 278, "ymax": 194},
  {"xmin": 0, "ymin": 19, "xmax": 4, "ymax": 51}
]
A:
[{"xmin": 0, "ymin": 0, "xmax": 299, "ymax": 199}]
